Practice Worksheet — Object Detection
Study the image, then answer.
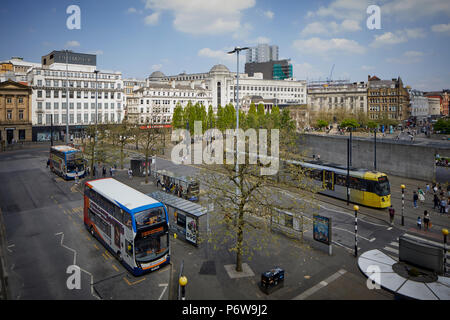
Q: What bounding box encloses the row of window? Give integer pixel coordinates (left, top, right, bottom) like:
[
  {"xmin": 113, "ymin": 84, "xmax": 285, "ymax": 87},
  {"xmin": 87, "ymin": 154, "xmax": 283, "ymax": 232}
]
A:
[
  {"xmin": 36, "ymin": 69, "xmax": 120, "ymax": 80},
  {"xmin": 36, "ymin": 79, "xmax": 121, "ymax": 89},
  {"xmin": 369, "ymin": 105, "xmax": 397, "ymax": 112},
  {"xmin": 37, "ymin": 90, "xmax": 121, "ymax": 99},
  {"xmin": 5, "ymin": 109, "xmax": 25, "ymax": 120},
  {"xmin": 231, "ymin": 85, "xmax": 304, "ymax": 92},
  {"xmin": 4, "ymin": 96, "xmax": 26, "ymax": 104},
  {"xmin": 142, "ymin": 91, "xmax": 204, "ymax": 97},
  {"xmin": 37, "ymin": 113, "xmax": 121, "ymax": 125},
  {"xmin": 37, "ymin": 102, "xmax": 121, "ymax": 110}
]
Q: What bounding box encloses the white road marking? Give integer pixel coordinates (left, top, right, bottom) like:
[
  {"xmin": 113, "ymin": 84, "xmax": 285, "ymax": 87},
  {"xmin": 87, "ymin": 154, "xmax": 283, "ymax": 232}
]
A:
[
  {"xmin": 292, "ymin": 269, "xmax": 347, "ymax": 300},
  {"xmin": 387, "ymin": 227, "xmax": 393, "ymax": 230},
  {"xmin": 370, "ymin": 238, "xmax": 376, "ymax": 242},
  {"xmin": 383, "ymin": 246, "xmax": 399, "ymax": 254},
  {"xmin": 7, "ymin": 244, "xmax": 15, "ymax": 252},
  {"xmin": 333, "ymin": 227, "xmax": 372, "ymax": 241},
  {"xmin": 158, "ymin": 283, "xmax": 168, "ymax": 300},
  {"xmin": 390, "ymin": 242, "xmax": 399, "ymax": 247}
]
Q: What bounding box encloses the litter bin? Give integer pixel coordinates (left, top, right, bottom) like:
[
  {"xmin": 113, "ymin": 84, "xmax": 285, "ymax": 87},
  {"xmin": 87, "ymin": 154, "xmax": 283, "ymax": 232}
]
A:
[{"xmin": 260, "ymin": 267, "xmax": 284, "ymax": 294}]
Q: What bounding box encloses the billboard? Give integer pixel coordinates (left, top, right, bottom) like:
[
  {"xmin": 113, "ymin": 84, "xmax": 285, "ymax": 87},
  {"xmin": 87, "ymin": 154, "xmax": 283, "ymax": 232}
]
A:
[{"xmin": 313, "ymin": 215, "xmax": 332, "ymax": 245}]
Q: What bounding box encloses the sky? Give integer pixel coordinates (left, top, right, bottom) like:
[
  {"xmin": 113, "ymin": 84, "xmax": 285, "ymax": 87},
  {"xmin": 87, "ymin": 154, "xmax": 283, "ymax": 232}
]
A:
[{"xmin": 0, "ymin": 0, "xmax": 449, "ymax": 91}]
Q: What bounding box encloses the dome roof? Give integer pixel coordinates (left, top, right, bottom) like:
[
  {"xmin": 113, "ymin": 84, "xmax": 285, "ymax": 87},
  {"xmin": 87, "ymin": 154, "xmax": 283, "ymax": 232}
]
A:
[
  {"xmin": 209, "ymin": 64, "xmax": 230, "ymax": 73},
  {"xmin": 149, "ymin": 71, "xmax": 165, "ymax": 79}
]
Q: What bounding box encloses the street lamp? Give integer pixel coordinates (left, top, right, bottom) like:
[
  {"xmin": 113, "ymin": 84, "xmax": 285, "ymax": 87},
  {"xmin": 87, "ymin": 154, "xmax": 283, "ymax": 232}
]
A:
[
  {"xmin": 374, "ymin": 127, "xmax": 377, "ymax": 171},
  {"xmin": 228, "ymin": 46, "xmax": 249, "ymax": 217},
  {"xmin": 179, "ymin": 276, "xmax": 188, "ymax": 300},
  {"xmin": 354, "ymin": 205, "xmax": 359, "ymax": 257},
  {"xmin": 442, "ymin": 228, "xmax": 448, "ymax": 275},
  {"xmin": 65, "ymin": 50, "xmax": 70, "ymax": 144},
  {"xmin": 401, "ymin": 184, "xmax": 405, "ymax": 226}
]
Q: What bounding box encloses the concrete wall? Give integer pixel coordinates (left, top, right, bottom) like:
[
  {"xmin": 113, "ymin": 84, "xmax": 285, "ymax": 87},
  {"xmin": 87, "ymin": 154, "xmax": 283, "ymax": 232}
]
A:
[{"xmin": 297, "ymin": 134, "xmax": 448, "ymax": 181}]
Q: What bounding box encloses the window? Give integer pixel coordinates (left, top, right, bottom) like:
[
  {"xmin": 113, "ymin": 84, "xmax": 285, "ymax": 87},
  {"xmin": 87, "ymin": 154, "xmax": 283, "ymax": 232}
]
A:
[
  {"xmin": 46, "ymin": 90, "xmax": 51, "ymax": 98},
  {"xmin": 84, "ymin": 113, "xmax": 88, "ymax": 123},
  {"xmin": 19, "ymin": 110, "xmax": 24, "ymax": 120},
  {"xmin": 46, "ymin": 114, "xmax": 51, "ymax": 124},
  {"xmin": 37, "ymin": 102, "xmax": 42, "ymax": 110},
  {"xmin": 46, "ymin": 102, "xmax": 51, "ymax": 110},
  {"xmin": 37, "ymin": 90, "xmax": 42, "ymax": 98},
  {"xmin": 54, "ymin": 90, "xmax": 59, "ymax": 98},
  {"xmin": 18, "ymin": 97, "xmax": 23, "ymax": 104},
  {"xmin": 19, "ymin": 130, "xmax": 25, "ymax": 140},
  {"xmin": 69, "ymin": 91, "xmax": 74, "ymax": 99},
  {"xmin": 37, "ymin": 113, "xmax": 43, "ymax": 124},
  {"xmin": 69, "ymin": 103, "xmax": 74, "ymax": 110},
  {"xmin": 77, "ymin": 114, "xmax": 82, "ymax": 123},
  {"xmin": 84, "ymin": 103, "xmax": 88, "ymax": 109},
  {"xmin": 7, "ymin": 110, "xmax": 12, "ymax": 120},
  {"xmin": 70, "ymin": 114, "xmax": 74, "ymax": 124},
  {"xmin": 62, "ymin": 114, "xmax": 67, "ymax": 124},
  {"xmin": 54, "ymin": 114, "xmax": 59, "ymax": 124}
]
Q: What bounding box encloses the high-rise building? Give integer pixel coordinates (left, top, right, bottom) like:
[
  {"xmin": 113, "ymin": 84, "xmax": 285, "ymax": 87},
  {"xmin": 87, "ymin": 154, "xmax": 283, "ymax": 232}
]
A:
[
  {"xmin": 245, "ymin": 59, "xmax": 293, "ymax": 80},
  {"xmin": 246, "ymin": 44, "xmax": 279, "ymax": 63}
]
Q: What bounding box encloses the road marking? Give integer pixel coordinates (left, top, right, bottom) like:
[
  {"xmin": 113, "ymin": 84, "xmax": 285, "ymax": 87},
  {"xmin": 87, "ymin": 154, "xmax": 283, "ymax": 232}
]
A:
[
  {"xmin": 102, "ymin": 253, "xmax": 109, "ymax": 261},
  {"xmin": 387, "ymin": 227, "xmax": 393, "ymax": 231},
  {"xmin": 104, "ymin": 251, "xmax": 112, "ymax": 259},
  {"xmin": 390, "ymin": 242, "xmax": 399, "ymax": 247},
  {"xmin": 93, "ymin": 244, "xmax": 100, "ymax": 250},
  {"xmin": 369, "ymin": 238, "xmax": 376, "ymax": 242},
  {"xmin": 333, "ymin": 227, "xmax": 372, "ymax": 241},
  {"xmin": 158, "ymin": 283, "xmax": 168, "ymax": 300},
  {"xmin": 112, "ymin": 264, "xmax": 119, "ymax": 272},
  {"xmin": 7, "ymin": 244, "xmax": 15, "ymax": 252},
  {"xmin": 123, "ymin": 277, "xmax": 146, "ymax": 286},
  {"xmin": 383, "ymin": 246, "xmax": 399, "ymax": 254},
  {"xmin": 292, "ymin": 269, "xmax": 347, "ymax": 300},
  {"xmin": 85, "ymin": 235, "xmax": 91, "ymax": 241}
]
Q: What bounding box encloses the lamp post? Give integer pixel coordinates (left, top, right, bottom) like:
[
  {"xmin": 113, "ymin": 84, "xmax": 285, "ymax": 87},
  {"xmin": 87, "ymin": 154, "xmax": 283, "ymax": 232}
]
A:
[
  {"xmin": 442, "ymin": 228, "xmax": 448, "ymax": 275},
  {"xmin": 346, "ymin": 138, "xmax": 350, "ymax": 205},
  {"xmin": 374, "ymin": 128, "xmax": 377, "ymax": 171},
  {"xmin": 179, "ymin": 276, "xmax": 188, "ymax": 300},
  {"xmin": 227, "ymin": 46, "xmax": 249, "ymax": 217},
  {"xmin": 354, "ymin": 205, "xmax": 359, "ymax": 257},
  {"xmin": 65, "ymin": 50, "xmax": 70, "ymax": 144},
  {"xmin": 401, "ymin": 184, "xmax": 405, "ymax": 226}
]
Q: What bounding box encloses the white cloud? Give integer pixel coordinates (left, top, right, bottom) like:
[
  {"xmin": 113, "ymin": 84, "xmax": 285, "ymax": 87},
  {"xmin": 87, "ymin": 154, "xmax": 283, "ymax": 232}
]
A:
[
  {"xmin": 293, "ymin": 37, "xmax": 366, "ymax": 56},
  {"xmin": 432, "ymin": 23, "xmax": 450, "ymax": 34},
  {"xmin": 232, "ymin": 22, "xmax": 253, "ymax": 40},
  {"xmin": 308, "ymin": 0, "xmax": 369, "ymax": 22},
  {"xmin": 292, "ymin": 62, "xmax": 324, "ymax": 80},
  {"xmin": 65, "ymin": 40, "xmax": 80, "ymax": 48},
  {"xmin": 301, "ymin": 19, "xmax": 361, "ymax": 36},
  {"xmin": 370, "ymin": 28, "xmax": 425, "ymax": 48},
  {"xmin": 264, "ymin": 10, "xmax": 274, "ymax": 19},
  {"xmin": 145, "ymin": 0, "xmax": 255, "ymax": 35},
  {"xmin": 361, "ymin": 65, "xmax": 375, "ymax": 71},
  {"xmin": 144, "ymin": 12, "xmax": 160, "ymax": 25},
  {"xmin": 250, "ymin": 36, "xmax": 271, "ymax": 44},
  {"xmin": 198, "ymin": 48, "xmax": 235, "ymax": 63},
  {"xmin": 386, "ymin": 51, "xmax": 425, "ymax": 64},
  {"xmin": 151, "ymin": 64, "xmax": 163, "ymax": 70},
  {"xmin": 381, "ymin": 0, "xmax": 450, "ymax": 20},
  {"xmin": 127, "ymin": 7, "xmax": 137, "ymax": 14}
]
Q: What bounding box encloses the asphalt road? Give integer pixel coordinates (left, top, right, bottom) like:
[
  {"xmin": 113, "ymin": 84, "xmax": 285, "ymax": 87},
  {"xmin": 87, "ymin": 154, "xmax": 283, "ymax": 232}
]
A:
[{"xmin": 0, "ymin": 146, "xmax": 170, "ymax": 300}]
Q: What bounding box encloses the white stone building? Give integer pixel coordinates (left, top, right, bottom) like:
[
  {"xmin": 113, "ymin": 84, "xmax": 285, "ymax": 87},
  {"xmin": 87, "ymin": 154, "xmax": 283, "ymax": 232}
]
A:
[
  {"xmin": 408, "ymin": 89, "xmax": 429, "ymax": 124},
  {"xmin": 427, "ymin": 97, "xmax": 441, "ymax": 117},
  {"xmin": 307, "ymin": 81, "xmax": 368, "ymax": 115}
]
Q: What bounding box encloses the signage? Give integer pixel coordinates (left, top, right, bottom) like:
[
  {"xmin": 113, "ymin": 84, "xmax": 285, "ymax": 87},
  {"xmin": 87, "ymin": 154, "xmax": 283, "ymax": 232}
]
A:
[
  {"xmin": 313, "ymin": 215, "xmax": 332, "ymax": 245},
  {"xmin": 185, "ymin": 215, "xmax": 197, "ymax": 244}
]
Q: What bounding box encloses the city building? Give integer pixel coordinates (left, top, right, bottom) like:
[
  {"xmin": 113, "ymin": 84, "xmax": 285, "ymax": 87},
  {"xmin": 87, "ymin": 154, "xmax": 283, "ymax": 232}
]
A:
[
  {"xmin": 245, "ymin": 59, "xmax": 293, "ymax": 80},
  {"xmin": 424, "ymin": 91, "xmax": 449, "ymax": 117},
  {"xmin": 0, "ymin": 80, "xmax": 33, "ymax": 144},
  {"xmin": 307, "ymin": 80, "xmax": 368, "ymax": 116},
  {"xmin": 408, "ymin": 89, "xmax": 429, "ymax": 125},
  {"xmin": 29, "ymin": 50, "xmax": 124, "ymax": 141},
  {"xmin": 0, "ymin": 57, "xmax": 40, "ymax": 83},
  {"xmin": 427, "ymin": 97, "xmax": 441, "ymax": 118},
  {"xmin": 246, "ymin": 44, "xmax": 279, "ymax": 63},
  {"xmin": 367, "ymin": 75, "xmax": 410, "ymax": 121},
  {"xmin": 126, "ymin": 71, "xmax": 212, "ymax": 124},
  {"xmin": 158, "ymin": 64, "xmax": 307, "ymax": 112}
]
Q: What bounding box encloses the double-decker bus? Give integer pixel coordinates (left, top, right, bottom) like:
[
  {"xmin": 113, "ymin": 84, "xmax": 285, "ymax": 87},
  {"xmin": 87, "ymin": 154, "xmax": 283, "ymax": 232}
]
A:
[
  {"xmin": 84, "ymin": 178, "xmax": 170, "ymax": 275},
  {"xmin": 49, "ymin": 145, "xmax": 86, "ymax": 180}
]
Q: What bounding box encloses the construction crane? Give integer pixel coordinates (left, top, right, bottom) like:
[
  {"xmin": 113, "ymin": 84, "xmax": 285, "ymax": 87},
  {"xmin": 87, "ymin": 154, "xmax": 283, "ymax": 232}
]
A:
[{"xmin": 323, "ymin": 64, "xmax": 335, "ymax": 87}]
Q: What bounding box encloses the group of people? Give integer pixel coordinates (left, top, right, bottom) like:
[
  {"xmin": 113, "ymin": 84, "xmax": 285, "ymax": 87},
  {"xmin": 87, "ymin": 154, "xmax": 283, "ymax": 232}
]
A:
[
  {"xmin": 91, "ymin": 164, "xmax": 116, "ymax": 178},
  {"xmin": 157, "ymin": 178, "xmax": 184, "ymax": 198}
]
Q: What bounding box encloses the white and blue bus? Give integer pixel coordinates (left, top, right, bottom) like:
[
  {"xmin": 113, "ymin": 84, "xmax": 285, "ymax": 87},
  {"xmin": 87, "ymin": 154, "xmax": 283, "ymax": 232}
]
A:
[
  {"xmin": 49, "ymin": 145, "xmax": 86, "ymax": 180},
  {"xmin": 84, "ymin": 178, "xmax": 170, "ymax": 276}
]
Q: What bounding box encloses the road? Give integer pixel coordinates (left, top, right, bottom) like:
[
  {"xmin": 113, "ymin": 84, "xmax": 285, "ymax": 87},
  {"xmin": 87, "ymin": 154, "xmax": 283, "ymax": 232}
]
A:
[{"xmin": 0, "ymin": 146, "xmax": 170, "ymax": 300}]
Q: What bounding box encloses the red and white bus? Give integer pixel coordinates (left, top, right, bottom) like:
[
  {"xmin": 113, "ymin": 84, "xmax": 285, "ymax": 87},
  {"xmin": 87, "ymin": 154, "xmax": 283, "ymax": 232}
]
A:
[{"xmin": 84, "ymin": 178, "xmax": 170, "ymax": 275}]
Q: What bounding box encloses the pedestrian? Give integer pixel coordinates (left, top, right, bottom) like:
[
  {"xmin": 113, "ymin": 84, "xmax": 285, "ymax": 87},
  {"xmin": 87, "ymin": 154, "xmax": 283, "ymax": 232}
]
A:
[
  {"xmin": 440, "ymin": 198, "xmax": 447, "ymax": 214},
  {"xmin": 102, "ymin": 166, "xmax": 106, "ymax": 177},
  {"xmin": 317, "ymin": 154, "xmax": 321, "ymax": 161},
  {"xmin": 418, "ymin": 187, "xmax": 425, "ymax": 204},
  {"xmin": 128, "ymin": 168, "xmax": 133, "ymax": 179},
  {"xmin": 426, "ymin": 183, "xmax": 430, "ymax": 194},
  {"xmin": 47, "ymin": 159, "xmax": 50, "ymax": 168},
  {"xmin": 417, "ymin": 216, "xmax": 422, "ymax": 229},
  {"xmin": 433, "ymin": 184, "xmax": 438, "ymax": 194},
  {"xmin": 388, "ymin": 205, "xmax": 395, "ymax": 225},
  {"xmin": 423, "ymin": 211, "xmax": 430, "ymax": 230},
  {"xmin": 413, "ymin": 191, "xmax": 419, "ymax": 208},
  {"xmin": 93, "ymin": 165, "xmax": 96, "ymax": 178},
  {"xmin": 86, "ymin": 166, "xmax": 90, "ymax": 176},
  {"xmin": 433, "ymin": 193, "xmax": 440, "ymax": 210},
  {"xmin": 110, "ymin": 167, "xmax": 113, "ymax": 177}
]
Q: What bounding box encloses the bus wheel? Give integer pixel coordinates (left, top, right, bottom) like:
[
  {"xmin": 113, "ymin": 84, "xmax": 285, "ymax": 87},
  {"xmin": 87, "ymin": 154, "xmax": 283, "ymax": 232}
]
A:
[{"xmin": 117, "ymin": 251, "xmax": 122, "ymax": 262}]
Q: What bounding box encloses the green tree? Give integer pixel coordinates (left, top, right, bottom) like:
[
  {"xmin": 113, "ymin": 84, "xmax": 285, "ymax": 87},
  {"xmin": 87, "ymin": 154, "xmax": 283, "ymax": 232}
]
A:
[
  {"xmin": 172, "ymin": 103, "xmax": 184, "ymax": 129},
  {"xmin": 269, "ymin": 105, "xmax": 281, "ymax": 129},
  {"xmin": 257, "ymin": 103, "xmax": 265, "ymax": 128},
  {"xmin": 340, "ymin": 118, "xmax": 359, "ymax": 129},
  {"xmin": 316, "ymin": 119, "xmax": 328, "ymax": 130},
  {"xmin": 207, "ymin": 105, "xmax": 216, "ymax": 129},
  {"xmin": 246, "ymin": 103, "xmax": 257, "ymax": 129}
]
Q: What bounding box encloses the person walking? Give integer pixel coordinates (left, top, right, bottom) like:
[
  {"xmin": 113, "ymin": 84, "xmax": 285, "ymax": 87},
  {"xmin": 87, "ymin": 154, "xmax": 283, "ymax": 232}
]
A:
[
  {"xmin": 423, "ymin": 211, "xmax": 430, "ymax": 231},
  {"xmin": 93, "ymin": 165, "xmax": 96, "ymax": 178},
  {"xmin": 47, "ymin": 159, "xmax": 50, "ymax": 168},
  {"xmin": 440, "ymin": 197, "xmax": 447, "ymax": 214},
  {"xmin": 426, "ymin": 183, "xmax": 430, "ymax": 194},
  {"xmin": 102, "ymin": 166, "xmax": 106, "ymax": 178},
  {"xmin": 433, "ymin": 184, "xmax": 438, "ymax": 194},
  {"xmin": 388, "ymin": 205, "xmax": 395, "ymax": 225},
  {"xmin": 413, "ymin": 191, "xmax": 419, "ymax": 208},
  {"xmin": 128, "ymin": 168, "xmax": 133, "ymax": 179},
  {"xmin": 433, "ymin": 193, "xmax": 440, "ymax": 210},
  {"xmin": 109, "ymin": 167, "xmax": 113, "ymax": 177},
  {"xmin": 418, "ymin": 187, "xmax": 425, "ymax": 204},
  {"xmin": 417, "ymin": 216, "xmax": 422, "ymax": 229}
]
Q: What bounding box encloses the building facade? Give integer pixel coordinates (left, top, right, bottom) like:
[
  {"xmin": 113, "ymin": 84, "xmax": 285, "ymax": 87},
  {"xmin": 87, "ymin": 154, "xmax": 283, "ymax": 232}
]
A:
[
  {"xmin": 427, "ymin": 97, "xmax": 441, "ymax": 117},
  {"xmin": 245, "ymin": 59, "xmax": 293, "ymax": 80},
  {"xmin": 367, "ymin": 75, "xmax": 410, "ymax": 121},
  {"xmin": 246, "ymin": 44, "xmax": 279, "ymax": 63},
  {"xmin": 126, "ymin": 73, "xmax": 212, "ymax": 124},
  {"xmin": 0, "ymin": 80, "xmax": 33, "ymax": 144},
  {"xmin": 307, "ymin": 80, "xmax": 368, "ymax": 115},
  {"xmin": 408, "ymin": 89, "xmax": 429, "ymax": 124},
  {"xmin": 29, "ymin": 51, "xmax": 124, "ymax": 141},
  {"xmin": 424, "ymin": 91, "xmax": 449, "ymax": 117}
]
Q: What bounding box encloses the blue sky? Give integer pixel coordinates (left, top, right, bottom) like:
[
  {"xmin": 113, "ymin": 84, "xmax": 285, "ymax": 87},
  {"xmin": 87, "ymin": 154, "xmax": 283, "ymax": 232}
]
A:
[{"xmin": 1, "ymin": 0, "xmax": 449, "ymax": 91}]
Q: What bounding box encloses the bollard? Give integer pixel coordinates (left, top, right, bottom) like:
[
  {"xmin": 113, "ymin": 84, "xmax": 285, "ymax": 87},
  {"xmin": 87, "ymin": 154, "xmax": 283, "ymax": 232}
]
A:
[
  {"xmin": 354, "ymin": 205, "xmax": 359, "ymax": 257},
  {"xmin": 401, "ymin": 185, "xmax": 405, "ymax": 226},
  {"xmin": 179, "ymin": 276, "xmax": 188, "ymax": 300},
  {"xmin": 443, "ymin": 229, "xmax": 448, "ymax": 275}
]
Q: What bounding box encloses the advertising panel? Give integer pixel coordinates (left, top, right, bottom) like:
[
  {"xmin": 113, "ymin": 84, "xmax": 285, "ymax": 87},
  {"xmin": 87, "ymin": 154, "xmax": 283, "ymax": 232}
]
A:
[{"xmin": 313, "ymin": 214, "xmax": 331, "ymax": 245}]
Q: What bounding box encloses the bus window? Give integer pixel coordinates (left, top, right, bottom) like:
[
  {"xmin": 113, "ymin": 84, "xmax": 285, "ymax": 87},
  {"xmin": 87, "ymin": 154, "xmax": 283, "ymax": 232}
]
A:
[
  {"xmin": 122, "ymin": 212, "xmax": 132, "ymax": 229},
  {"xmin": 134, "ymin": 207, "xmax": 165, "ymax": 228}
]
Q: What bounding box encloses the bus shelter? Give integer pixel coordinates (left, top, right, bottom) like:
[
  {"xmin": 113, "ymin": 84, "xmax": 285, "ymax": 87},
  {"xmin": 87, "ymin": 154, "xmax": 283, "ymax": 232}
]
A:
[
  {"xmin": 149, "ymin": 191, "xmax": 207, "ymax": 246},
  {"xmin": 153, "ymin": 169, "xmax": 200, "ymax": 202}
]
